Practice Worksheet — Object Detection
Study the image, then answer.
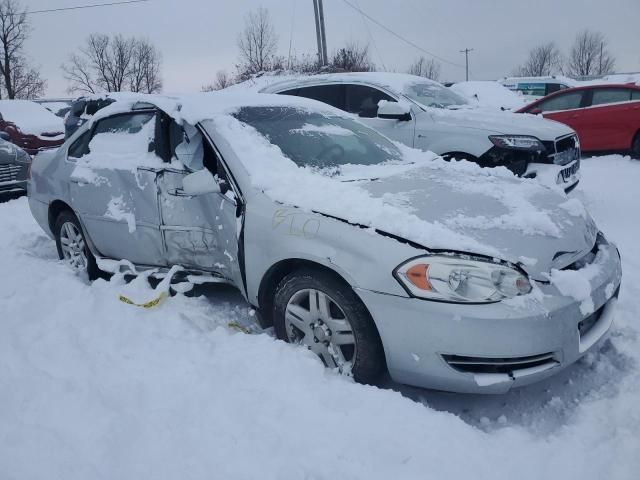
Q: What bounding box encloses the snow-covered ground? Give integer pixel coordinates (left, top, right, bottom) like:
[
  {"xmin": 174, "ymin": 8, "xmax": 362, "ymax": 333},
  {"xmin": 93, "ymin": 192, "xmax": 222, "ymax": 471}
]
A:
[{"xmin": 0, "ymin": 155, "xmax": 638, "ymax": 479}]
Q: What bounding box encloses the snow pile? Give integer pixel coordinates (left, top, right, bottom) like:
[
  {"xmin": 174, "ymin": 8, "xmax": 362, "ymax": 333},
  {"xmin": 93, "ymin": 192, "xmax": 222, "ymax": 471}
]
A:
[
  {"xmin": 0, "ymin": 99, "xmax": 64, "ymax": 137},
  {"xmin": 450, "ymin": 81, "xmax": 530, "ymax": 110},
  {"xmin": 0, "ymin": 155, "xmax": 639, "ymax": 478}
]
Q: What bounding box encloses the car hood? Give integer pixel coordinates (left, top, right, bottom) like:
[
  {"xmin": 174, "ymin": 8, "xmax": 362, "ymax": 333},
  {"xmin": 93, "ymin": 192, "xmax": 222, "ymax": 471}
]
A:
[
  {"xmin": 424, "ymin": 107, "xmax": 574, "ymax": 140},
  {"xmin": 356, "ymin": 165, "xmax": 597, "ymax": 280}
]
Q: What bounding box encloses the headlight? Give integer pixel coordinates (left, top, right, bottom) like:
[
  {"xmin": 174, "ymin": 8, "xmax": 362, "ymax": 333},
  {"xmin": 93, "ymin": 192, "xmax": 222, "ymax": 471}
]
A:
[
  {"xmin": 394, "ymin": 254, "xmax": 532, "ymax": 303},
  {"xmin": 489, "ymin": 135, "xmax": 544, "ymax": 151}
]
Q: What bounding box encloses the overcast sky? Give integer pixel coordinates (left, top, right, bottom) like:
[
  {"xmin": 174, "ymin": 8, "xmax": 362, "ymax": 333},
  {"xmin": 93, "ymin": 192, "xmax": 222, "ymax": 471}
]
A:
[{"xmin": 25, "ymin": 0, "xmax": 640, "ymax": 97}]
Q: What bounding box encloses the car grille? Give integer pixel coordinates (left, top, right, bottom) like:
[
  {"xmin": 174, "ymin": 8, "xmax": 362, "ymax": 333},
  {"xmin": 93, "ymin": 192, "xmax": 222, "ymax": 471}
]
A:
[
  {"xmin": 442, "ymin": 352, "xmax": 558, "ymax": 374},
  {"xmin": 0, "ymin": 163, "xmax": 21, "ymax": 183},
  {"xmin": 545, "ymin": 134, "xmax": 580, "ymax": 166}
]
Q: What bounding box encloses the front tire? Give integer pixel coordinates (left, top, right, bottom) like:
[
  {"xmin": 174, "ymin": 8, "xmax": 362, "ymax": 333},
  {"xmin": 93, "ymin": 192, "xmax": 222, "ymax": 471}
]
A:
[
  {"xmin": 54, "ymin": 210, "xmax": 100, "ymax": 280},
  {"xmin": 273, "ymin": 269, "xmax": 385, "ymax": 383}
]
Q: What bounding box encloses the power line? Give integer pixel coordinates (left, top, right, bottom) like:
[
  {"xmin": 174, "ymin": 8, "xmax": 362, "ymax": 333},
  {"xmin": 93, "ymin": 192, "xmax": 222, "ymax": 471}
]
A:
[
  {"xmin": 354, "ymin": 0, "xmax": 386, "ymax": 71},
  {"xmin": 27, "ymin": 0, "xmax": 149, "ymax": 15},
  {"xmin": 339, "ymin": 0, "xmax": 465, "ymax": 68}
]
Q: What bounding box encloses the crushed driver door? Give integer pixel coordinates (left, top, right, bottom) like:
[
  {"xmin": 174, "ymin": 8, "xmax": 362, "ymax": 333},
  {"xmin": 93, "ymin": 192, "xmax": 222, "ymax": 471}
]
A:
[{"xmin": 156, "ymin": 125, "xmax": 244, "ymax": 286}]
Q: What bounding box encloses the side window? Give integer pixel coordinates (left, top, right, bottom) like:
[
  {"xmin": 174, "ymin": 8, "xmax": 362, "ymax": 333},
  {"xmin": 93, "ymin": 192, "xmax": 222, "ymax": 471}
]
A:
[
  {"xmin": 518, "ymin": 83, "xmax": 546, "ymax": 97},
  {"xmin": 89, "ymin": 112, "xmax": 156, "ymax": 155},
  {"xmin": 68, "ymin": 131, "xmax": 90, "ymax": 158},
  {"xmin": 289, "ymin": 85, "xmax": 346, "ymax": 111},
  {"xmin": 591, "ymin": 88, "xmax": 632, "ymax": 106},
  {"xmin": 539, "ymin": 92, "xmax": 584, "ymax": 112},
  {"xmin": 632, "ymin": 90, "xmax": 640, "ymax": 101},
  {"xmin": 345, "ymin": 85, "xmax": 395, "ymax": 118}
]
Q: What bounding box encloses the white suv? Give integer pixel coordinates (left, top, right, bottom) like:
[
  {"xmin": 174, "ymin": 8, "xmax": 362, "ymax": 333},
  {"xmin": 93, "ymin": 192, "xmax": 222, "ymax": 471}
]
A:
[{"xmin": 261, "ymin": 72, "xmax": 581, "ymax": 192}]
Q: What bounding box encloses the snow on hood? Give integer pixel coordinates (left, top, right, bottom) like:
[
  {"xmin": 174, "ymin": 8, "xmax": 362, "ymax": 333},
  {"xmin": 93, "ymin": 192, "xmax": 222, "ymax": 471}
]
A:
[
  {"xmin": 428, "ymin": 107, "xmax": 575, "ymax": 139},
  {"xmin": 209, "ymin": 110, "xmax": 596, "ymax": 278},
  {"xmin": 0, "ymin": 100, "xmax": 64, "ymax": 137}
]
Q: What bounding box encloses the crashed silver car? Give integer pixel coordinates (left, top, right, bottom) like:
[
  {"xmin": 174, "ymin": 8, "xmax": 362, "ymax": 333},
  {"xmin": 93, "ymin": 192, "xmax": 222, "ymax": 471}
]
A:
[{"xmin": 27, "ymin": 93, "xmax": 622, "ymax": 393}]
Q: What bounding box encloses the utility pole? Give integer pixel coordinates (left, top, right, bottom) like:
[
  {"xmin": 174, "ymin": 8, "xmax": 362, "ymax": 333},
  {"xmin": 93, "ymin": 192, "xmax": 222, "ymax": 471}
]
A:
[
  {"xmin": 312, "ymin": 0, "xmax": 328, "ymax": 66},
  {"xmin": 318, "ymin": 0, "xmax": 328, "ymax": 66},
  {"xmin": 460, "ymin": 48, "xmax": 473, "ymax": 81}
]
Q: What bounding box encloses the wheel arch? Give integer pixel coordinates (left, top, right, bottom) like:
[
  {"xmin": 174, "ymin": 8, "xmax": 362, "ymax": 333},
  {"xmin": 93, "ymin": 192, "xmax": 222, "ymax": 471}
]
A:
[
  {"xmin": 257, "ymin": 258, "xmax": 357, "ymax": 329},
  {"xmin": 48, "ymin": 200, "xmax": 75, "ymax": 234}
]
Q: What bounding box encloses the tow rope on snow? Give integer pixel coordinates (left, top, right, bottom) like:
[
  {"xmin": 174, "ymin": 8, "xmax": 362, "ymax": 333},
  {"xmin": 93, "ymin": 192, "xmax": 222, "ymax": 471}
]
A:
[{"xmin": 118, "ymin": 291, "xmax": 168, "ymax": 309}]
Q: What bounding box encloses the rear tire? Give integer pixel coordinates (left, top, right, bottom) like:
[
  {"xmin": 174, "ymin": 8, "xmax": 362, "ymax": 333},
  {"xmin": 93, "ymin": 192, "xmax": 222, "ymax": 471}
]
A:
[
  {"xmin": 273, "ymin": 268, "xmax": 385, "ymax": 384},
  {"xmin": 54, "ymin": 210, "xmax": 101, "ymax": 280}
]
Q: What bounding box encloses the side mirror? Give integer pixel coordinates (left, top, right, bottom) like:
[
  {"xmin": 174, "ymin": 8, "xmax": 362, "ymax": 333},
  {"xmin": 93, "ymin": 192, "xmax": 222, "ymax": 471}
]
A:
[
  {"xmin": 0, "ymin": 131, "xmax": 10, "ymax": 141},
  {"xmin": 181, "ymin": 169, "xmax": 221, "ymax": 196},
  {"xmin": 377, "ymin": 100, "xmax": 411, "ymax": 121},
  {"xmin": 529, "ymin": 107, "xmax": 542, "ymax": 115}
]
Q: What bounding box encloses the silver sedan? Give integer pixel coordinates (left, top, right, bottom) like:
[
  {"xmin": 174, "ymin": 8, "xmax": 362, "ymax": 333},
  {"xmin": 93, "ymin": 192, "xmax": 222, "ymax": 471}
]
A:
[{"xmin": 27, "ymin": 93, "xmax": 622, "ymax": 393}]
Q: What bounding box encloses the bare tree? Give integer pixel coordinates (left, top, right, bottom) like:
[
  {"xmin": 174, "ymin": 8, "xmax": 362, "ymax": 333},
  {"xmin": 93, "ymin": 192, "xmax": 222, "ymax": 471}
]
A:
[
  {"xmin": 329, "ymin": 42, "xmax": 373, "ymax": 72},
  {"xmin": 10, "ymin": 60, "xmax": 45, "ymax": 98},
  {"xmin": 63, "ymin": 34, "xmax": 162, "ymax": 94},
  {"xmin": 0, "ymin": 0, "xmax": 46, "ymax": 99},
  {"xmin": 289, "ymin": 53, "xmax": 321, "ymax": 74},
  {"xmin": 515, "ymin": 42, "xmax": 563, "ymax": 76},
  {"xmin": 237, "ymin": 6, "xmax": 278, "ymax": 78},
  {"xmin": 202, "ymin": 70, "xmax": 234, "ymax": 92},
  {"xmin": 129, "ymin": 38, "xmax": 162, "ymax": 93},
  {"xmin": 567, "ymin": 30, "xmax": 615, "ymax": 77},
  {"xmin": 407, "ymin": 56, "xmax": 441, "ymax": 81}
]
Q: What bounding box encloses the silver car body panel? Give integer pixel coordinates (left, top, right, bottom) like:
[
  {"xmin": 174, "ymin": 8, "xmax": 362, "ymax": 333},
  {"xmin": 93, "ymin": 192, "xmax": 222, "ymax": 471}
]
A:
[{"xmin": 27, "ymin": 93, "xmax": 622, "ymax": 393}]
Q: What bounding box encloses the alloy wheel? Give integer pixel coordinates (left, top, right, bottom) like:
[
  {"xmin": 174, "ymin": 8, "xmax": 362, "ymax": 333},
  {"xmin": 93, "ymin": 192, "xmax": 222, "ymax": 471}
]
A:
[
  {"xmin": 59, "ymin": 221, "xmax": 88, "ymax": 271},
  {"xmin": 285, "ymin": 288, "xmax": 356, "ymax": 372}
]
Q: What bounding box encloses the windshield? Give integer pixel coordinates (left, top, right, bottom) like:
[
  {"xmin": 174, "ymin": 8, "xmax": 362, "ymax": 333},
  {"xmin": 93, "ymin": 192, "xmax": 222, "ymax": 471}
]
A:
[
  {"xmin": 233, "ymin": 106, "xmax": 403, "ymax": 169},
  {"xmin": 403, "ymin": 81, "xmax": 468, "ymax": 109}
]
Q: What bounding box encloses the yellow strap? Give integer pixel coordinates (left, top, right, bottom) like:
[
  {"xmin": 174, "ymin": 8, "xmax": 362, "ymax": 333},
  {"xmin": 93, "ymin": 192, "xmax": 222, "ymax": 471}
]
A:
[
  {"xmin": 118, "ymin": 292, "xmax": 167, "ymax": 309},
  {"xmin": 227, "ymin": 321, "xmax": 250, "ymax": 334}
]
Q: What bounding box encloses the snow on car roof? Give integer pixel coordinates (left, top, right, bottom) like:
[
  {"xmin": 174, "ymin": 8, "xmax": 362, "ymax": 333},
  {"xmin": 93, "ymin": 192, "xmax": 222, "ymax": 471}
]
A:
[
  {"xmin": 88, "ymin": 90, "xmax": 348, "ymax": 127},
  {"xmin": 257, "ymin": 71, "xmax": 439, "ymax": 95},
  {"xmin": 0, "ymin": 100, "xmax": 64, "ymax": 136}
]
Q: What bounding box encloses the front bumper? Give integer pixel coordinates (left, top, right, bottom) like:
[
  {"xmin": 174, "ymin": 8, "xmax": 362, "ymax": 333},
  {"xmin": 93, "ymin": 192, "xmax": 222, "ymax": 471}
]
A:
[
  {"xmin": 356, "ymin": 242, "xmax": 622, "ymax": 393},
  {"xmin": 525, "ymin": 159, "xmax": 580, "ymax": 193}
]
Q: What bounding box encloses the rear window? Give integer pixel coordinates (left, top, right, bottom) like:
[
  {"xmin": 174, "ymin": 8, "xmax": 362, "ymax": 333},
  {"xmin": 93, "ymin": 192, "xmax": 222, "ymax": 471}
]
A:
[{"xmin": 591, "ymin": 88, "xmax": 631, "ymax": 106}]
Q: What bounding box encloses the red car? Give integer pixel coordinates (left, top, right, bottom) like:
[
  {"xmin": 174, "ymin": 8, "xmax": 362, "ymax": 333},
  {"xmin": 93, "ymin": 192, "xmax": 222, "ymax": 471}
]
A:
[
  {"xmin": 517, "ymin": 84, "xmax": 640, "ymax": 157},
  {"xmin": 0, "ymin": 100, "xmax": 65, "ymax": 155}
]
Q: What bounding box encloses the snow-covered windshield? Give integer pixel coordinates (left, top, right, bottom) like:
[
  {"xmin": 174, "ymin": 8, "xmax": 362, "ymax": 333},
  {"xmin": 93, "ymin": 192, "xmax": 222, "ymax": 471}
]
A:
[
  {"xmin": 403, "ymin": 82, "xmax": 468, "ymax": 109},
  {"xmin": 234, "ymin": 106, "xmax": 403, "ymax": 168}
]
